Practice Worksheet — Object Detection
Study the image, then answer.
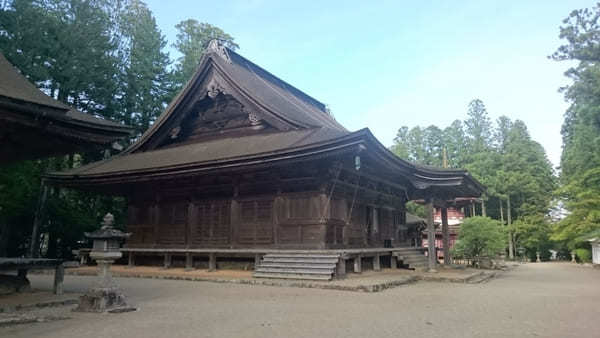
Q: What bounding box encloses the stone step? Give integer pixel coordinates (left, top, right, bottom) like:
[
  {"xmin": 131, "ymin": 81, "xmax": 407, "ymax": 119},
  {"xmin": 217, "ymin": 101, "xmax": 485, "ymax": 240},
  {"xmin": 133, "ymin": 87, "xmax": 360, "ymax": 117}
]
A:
[
  {"xmin": 399, "ymin": 256, "xmax": 428, "ymax": 262},
  {"xmin": 254, "ymin": 253, "xmax": 339, "ymax": 281},
  {"xmin": 265, "ymin": 254, "xmax": 340, "ymax": 259},
  {"xmin": 255, "ymin": 267, "xmax": 334, "ymax": 275},
  {"xmin": 398, "ymin": 255, "xmax": 428, "ymax": 261},
  {"xmin": 261, "ymin": 257, "xmax": 339, "ymax": 264},
  {"xmin": 259, "ymin": 262, "xmax": 337, "ymax": 269},
  {"xmin": 253, "ymin": 272, "xmax": 332, "ymax": 281}
]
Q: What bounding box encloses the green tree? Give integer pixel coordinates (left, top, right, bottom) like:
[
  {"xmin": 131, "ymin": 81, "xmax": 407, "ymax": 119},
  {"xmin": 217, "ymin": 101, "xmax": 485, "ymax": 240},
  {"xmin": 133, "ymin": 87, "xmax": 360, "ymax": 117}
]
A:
[
  {"xmin": 452, "ymin": 216, "xmax": 505, "ymax": 258},
  {"xmin": 511, "ymin": 215, "xmax": 554, "ymax": 261},
  {"xmin": 464, "ymin": 99, "xmax": 493, "ymax": 154},
  {"xmin": 172, "ymin": 20, "xmax": 238, "ymax": 90},
  {"xmin": 117, "ymin": 0, "xmax": 172, "ymax": 136},
  {"xmin": 551, "ymin": 3, "xmax": 600, "ymax": 253},
  {"xmin": 0, "ymin": 0, "xmax": 121, "ymax": 121}
]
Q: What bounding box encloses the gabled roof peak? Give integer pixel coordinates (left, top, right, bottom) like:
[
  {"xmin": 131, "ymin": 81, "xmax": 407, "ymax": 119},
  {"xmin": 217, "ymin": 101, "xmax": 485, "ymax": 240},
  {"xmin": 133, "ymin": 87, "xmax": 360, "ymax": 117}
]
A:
[{"xmin": 207, "ymin": 39, "xmax": 232, "ymax": 64}]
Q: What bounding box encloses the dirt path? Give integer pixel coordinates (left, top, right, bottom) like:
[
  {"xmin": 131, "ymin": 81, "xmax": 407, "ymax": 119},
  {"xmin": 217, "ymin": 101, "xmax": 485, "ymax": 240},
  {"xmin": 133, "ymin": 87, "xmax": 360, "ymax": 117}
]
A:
[{"xmin": 1, "ymin": 262, "xmax": 598, "ymax": 338}]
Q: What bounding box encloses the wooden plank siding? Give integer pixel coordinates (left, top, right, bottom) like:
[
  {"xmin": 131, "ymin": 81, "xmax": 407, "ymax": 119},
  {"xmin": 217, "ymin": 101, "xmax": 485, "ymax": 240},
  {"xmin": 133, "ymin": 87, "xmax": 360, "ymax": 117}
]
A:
[{"xmin": 125, "ymin": 171, "xmax": 409, "ymax": 250}]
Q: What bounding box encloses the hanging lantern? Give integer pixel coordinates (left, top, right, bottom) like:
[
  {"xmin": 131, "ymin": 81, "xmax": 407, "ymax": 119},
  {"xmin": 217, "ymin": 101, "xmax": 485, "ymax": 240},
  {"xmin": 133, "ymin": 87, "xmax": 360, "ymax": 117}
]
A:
[{"xmin": 354, "ymin": 155, "xmax": 361, "ymax": 171}]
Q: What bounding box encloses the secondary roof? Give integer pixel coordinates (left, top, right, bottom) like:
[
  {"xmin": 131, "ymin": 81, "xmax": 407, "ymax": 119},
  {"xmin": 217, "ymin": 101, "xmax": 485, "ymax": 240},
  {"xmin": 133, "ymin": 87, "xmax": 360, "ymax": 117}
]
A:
[{"xmin": 0, "ymin": 53, "xmax": 132, "ymax": 164}]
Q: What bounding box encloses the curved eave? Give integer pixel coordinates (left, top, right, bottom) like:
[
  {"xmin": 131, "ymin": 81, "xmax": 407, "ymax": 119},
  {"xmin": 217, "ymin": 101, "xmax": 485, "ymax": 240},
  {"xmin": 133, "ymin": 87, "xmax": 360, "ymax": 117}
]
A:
[
  {"xmin": 0, "ymin": 96, "xmax": 133, "ymax": 144},
  {"xmin": 44, "ymin": 132, "xmax": 367, "ymax": 187},
  {"xmin": 357, "ymin": 129, "xmax": 486, "ymax": 196}
]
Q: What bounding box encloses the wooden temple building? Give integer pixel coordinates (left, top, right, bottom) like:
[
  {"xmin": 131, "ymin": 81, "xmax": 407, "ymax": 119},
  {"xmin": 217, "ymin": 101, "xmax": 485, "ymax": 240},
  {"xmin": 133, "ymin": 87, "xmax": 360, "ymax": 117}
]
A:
[
  {"xmin": 0, "ymin": 53, "xmax": 132, "ymax": 164},
  {"xmin": 46, "ymin": 41, "xmax": 485, "ymax": 279}
]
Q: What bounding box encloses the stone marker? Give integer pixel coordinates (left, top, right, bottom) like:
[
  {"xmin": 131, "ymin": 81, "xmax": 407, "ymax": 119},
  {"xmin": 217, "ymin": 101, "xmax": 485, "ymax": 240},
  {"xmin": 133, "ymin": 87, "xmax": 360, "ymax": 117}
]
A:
[{"xmin": 75, "ymin": 213, "xmax": 136, "ymax": 313}]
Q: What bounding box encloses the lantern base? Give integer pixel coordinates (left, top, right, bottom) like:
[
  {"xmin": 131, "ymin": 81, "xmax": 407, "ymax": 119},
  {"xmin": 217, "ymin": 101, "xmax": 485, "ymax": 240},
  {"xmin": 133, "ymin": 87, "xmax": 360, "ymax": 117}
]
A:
[{"xmin": 74, "ymin": 287, "xmax": 136, "ymax": 313}]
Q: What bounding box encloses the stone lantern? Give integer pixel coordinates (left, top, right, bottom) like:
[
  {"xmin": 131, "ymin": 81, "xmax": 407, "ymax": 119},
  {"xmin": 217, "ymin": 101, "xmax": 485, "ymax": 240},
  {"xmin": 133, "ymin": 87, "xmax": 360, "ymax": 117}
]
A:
[{"xmin": 75, "ymin": 213, "xmax": 135, "ymax": 313}]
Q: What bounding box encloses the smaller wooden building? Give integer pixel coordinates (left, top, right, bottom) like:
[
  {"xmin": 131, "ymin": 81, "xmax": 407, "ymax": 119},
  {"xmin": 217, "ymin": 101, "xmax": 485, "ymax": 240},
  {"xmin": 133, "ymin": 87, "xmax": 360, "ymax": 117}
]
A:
[{"xmin": 0, "ymin": 53, "xmax": 132, "ymax": 164}]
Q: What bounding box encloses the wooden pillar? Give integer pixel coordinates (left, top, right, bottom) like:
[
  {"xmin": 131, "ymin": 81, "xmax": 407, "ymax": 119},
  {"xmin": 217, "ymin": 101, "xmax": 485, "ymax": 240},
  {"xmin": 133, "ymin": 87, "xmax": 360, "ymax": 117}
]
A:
[
  {"xmin": 391, "ymin": 255, "xmax": 398, "ymax": 269},
  {"xmin": 336, "ymin": 258, "xmax": 346, "ymax": 278},
  {"xmin": 186, "ymin": 201, "xmax": 195, "ymax": 247},
  {"xmin": 128, "ymin": 252, "xmax": 135, "ymax": 268},
  {"xmin": 53, "ymin": 263, "xmax": 64, "ymax": 295},
  {"xmin": 185, "ymin": 253, "xmax": 193, "ymax": 270},
  {"xmin": 163, "ymin": 253, "xmax": 171, "ymax": 269},
  {"xmin": 481, "ymin": 198, "xmax": 486, "ymax": 217},
  {"xmin": 441, "ymin": 207, "xmax": 451, "ymax": 265},
  {"xmin": 373, "ymin": 254, "xmax": 381, "ymax": 271},
  {"xmin": 208, "ymin": 253, "xmax": 217, "ymax": 271},
  {"xmin": 230, "ymin": 181, "xmax": 239, "ymax": 248},
  {"xmin": 254, "ymin": 254, "xmax": 262, "ymax": 269},
  {"xmin": 353, "ymin": 254, "xmax": 362, "ymax": 273},
  {"xmin": 30, "ymin": 181, "xmax": 48, "ymax": 258},
  {"xmin": 153, "ymin": 197, "xmax": 161, "ymax": 246},
  {"xmin": 426, "ymin": 198, "xmax": 437, "ymax": 272},
  {"xmin": 471, "ymin": 202, "xmax": 476, "ymax": 217}
]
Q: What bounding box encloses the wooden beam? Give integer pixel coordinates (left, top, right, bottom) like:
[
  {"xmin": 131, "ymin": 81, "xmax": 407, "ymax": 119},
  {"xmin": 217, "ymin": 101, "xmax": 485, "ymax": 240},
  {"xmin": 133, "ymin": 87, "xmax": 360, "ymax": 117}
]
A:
[
  {"xmin": 340, "ymin": 167, "xmax": 407, "ymax": 193},
  {"xmin": 426, "ymin": 198, "xmax": 437, "ymax": 272},
  {"xmin": 332, "ymin": 179, "xmax": 403, "ymax": 203},
  {"xmin": 441, "ymin": 207, "xmax": 451, "ymax": 265}
]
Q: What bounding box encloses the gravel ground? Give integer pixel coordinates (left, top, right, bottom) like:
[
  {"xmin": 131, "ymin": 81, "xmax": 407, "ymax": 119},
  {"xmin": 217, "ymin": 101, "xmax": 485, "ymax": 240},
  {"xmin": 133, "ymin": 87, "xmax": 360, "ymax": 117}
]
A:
[{"xmin": 1, "ymin": 262, "xmax": 598, "ymax": 338}]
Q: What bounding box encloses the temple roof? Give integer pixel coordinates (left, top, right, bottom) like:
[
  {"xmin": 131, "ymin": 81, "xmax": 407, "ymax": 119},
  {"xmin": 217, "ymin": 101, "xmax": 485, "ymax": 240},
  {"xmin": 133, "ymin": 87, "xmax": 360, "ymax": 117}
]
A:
[
  {"xmin": 46, "ymin": 41, "xmax": 484, "ymax": 199},
  {"xmin": 0, "ymin": 53, "xmax": 132, "ymax": 163}
]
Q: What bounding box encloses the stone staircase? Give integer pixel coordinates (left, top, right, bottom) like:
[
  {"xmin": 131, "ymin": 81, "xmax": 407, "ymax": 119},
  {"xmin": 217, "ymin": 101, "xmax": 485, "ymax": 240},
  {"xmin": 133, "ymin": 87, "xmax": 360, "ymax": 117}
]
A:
[
  {"xmin": 253, "ymin": 253, "xmax": 340, "ymax": 280},
  {"xmin": 393, "ymin": 247, "xmax": 429, "ymax": 270}
]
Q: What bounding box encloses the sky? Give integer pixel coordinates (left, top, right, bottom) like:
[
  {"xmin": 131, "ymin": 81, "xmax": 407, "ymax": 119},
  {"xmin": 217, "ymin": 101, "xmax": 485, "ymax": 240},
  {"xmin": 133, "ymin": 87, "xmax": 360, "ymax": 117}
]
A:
[{"xmin": 145, "ymin": 0, "xmax": 594, "ymax": 169}]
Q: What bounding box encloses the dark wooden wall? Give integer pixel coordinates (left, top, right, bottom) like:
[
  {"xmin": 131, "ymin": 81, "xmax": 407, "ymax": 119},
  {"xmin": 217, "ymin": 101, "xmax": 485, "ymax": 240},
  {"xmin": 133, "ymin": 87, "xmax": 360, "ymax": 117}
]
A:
[{"xmin": 125, "ymin": 157, "xmax": 412, "ymax": 249}]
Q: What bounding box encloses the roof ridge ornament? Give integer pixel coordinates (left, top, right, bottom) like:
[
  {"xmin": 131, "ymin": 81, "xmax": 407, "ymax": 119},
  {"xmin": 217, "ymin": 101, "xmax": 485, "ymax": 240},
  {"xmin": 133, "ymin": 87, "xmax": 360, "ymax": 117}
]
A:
[{"xmin": 207, "ymin": 39, "xmax": 232, "ymax": 64}]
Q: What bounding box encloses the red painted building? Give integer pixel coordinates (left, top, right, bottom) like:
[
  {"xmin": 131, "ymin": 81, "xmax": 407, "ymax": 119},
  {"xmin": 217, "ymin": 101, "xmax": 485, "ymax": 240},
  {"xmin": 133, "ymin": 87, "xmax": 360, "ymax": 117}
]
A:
[{"xmin": 422, "ymin": 198, "xmax": 479, "ymax": 258}]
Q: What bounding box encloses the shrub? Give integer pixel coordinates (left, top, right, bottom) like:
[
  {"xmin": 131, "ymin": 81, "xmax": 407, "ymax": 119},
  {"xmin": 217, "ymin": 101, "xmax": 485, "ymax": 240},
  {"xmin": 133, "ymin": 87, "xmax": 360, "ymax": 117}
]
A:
[
  {"xmin": 452, "ymin": 216, "xmax": 505, "ymax": 259},
  {"xmin": 575, "ymin": 248, "xmax": 591, "ymax": 263}
]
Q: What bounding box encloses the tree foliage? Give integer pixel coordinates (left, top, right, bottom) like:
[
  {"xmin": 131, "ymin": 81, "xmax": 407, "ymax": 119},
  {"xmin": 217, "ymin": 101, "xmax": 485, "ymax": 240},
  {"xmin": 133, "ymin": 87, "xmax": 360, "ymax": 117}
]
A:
[
  {"xmin": 0, "ymin": 0, "xmax": 236, "ymax": 258},
  {"xmin": 171, "ymin": 20, "xmax": 238, "ymax": 90},
  {"xmin": 452, "ymin": 217, "xmax": 505, "ymax": 258},
  {"xmin": 391, "ymin": 99, "xmax": 556, "ymax": 223},
  {"xmin": 551, "ymin": 3, "xmax": 600, "ymax": 251}
]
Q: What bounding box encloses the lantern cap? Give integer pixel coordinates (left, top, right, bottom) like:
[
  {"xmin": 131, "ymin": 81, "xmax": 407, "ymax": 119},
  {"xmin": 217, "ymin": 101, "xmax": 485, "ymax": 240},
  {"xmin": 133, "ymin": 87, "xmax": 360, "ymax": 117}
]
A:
[{"xmin": 84, "ymin": 213, "xmax": 131, "ymax": 240}]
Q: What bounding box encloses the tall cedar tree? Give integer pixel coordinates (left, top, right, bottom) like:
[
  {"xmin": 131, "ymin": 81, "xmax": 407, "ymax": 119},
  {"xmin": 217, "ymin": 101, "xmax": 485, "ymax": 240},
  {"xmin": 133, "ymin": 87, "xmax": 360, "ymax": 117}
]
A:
[
  {"xmin": 551, "ymin": 3, "xmax": 600, "ymax": 250},
  {"xmin": 171, "ymin": 20, "xmax": 238, "ymax": 91}
]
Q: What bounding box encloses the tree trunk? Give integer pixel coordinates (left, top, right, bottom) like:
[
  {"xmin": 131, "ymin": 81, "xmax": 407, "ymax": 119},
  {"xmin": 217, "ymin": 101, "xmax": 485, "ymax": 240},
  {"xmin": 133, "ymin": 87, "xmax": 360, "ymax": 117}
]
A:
[
  {"xmin": 507, "ymin": 195, "xmax": 514, "ymax": 260},
  {"xmin": 499, "ymin": 198, "xmax": 504, "ymax": 224}
]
